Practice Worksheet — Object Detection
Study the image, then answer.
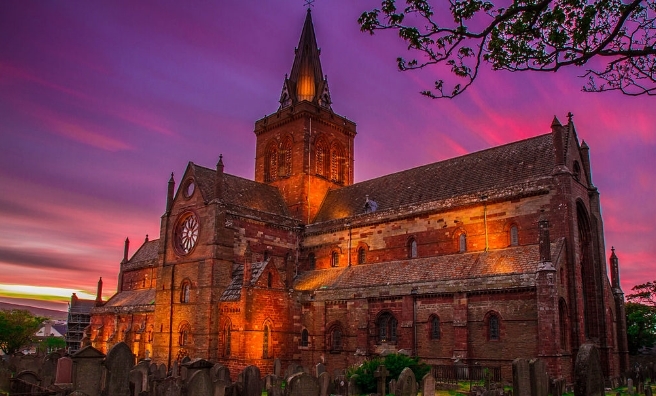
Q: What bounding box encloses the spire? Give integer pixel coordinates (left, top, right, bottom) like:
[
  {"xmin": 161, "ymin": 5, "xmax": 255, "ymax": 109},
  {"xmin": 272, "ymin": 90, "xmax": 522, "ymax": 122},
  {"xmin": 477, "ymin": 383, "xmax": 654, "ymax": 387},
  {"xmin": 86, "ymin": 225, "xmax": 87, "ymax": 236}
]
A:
[{"xmin": 279, "ymin": 9, "xmax": 331, "ymax": 109}]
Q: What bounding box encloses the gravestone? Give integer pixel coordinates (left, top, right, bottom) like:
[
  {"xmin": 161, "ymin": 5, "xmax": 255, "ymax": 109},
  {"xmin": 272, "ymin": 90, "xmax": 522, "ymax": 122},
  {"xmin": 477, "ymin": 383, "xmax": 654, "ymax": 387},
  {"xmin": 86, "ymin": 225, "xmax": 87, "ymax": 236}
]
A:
[
  {"xmin": 273, "ymin": 358, "xmax": 282, "ymax": 377},
  {"xmin": 155, "ymin": 377, "xmax": 182, "ymax": 396},
  {"xmin": 639, "ymin": 382, "xmax": 645, "ymax": 394},
  {"xmin": 55, "ymin": 356, "xmax": 73, "ymax": 384},
  {"xmin": 71, "ymin": 345, "xmax": 105, "ymax": 396},
  {"xmin": 13, "ymin": 371, "xmax": 40, "ymax": 394},
  {"xmin": 171, "ymin": 360, "xmax": 179, "ymax": 378},
  {"xmin": 212, "ymin": 364, "xmax": 231, "ymax": 384},
  {"xmin": 285, "ymin": 363, "xmax": 302, "ymax": 380},
  {"xmin": 348, "ymin": 374, "xmax": 361, "ymax": 396},
  {"xmin": 316, "ymin": 362, "xmax": 326, "ymax": 377},
  {"xmin": 334, "ymin": 374, "xmax": 348, "ymax": 395},
  {"xmin": 243, "ymin": 365, "xmax": 262, "ymax": 396},
  {"xmin": 513, "ymin": 358, "xmax": 531, "ymax": 396},
  {"xmin": 374, "ymin": 365, "xmax": 390, "ymax": 396},
  {"xmin": 550, "ymin": 377, "xmax": 565, "ymax": 396},
  {"xmin": 157, "ymin": 364, "xmax": 167, "ymax": 380},
  {"xmin": 41, "ymin": 352, "xmax": 60, "ymax": 387},
  {"xmin": 266, "ymin": 375, "xmax": 284, "ymax": 396},
  {"xmin": 132, "ymin": 360, "xmax": 151, "ymax": 393},
  {"xmin": 422, "ymin": 372, "xmax": 436, "ymax": 396},
  {"xmin": 104, "ymin": 342, "xmax": 134, "ymax": 396},
  {"xmin": 389, "ymin": 379, "xmax": 397, "ymax": 395},
  {"xmin": 574, "ymin": 343, "xmax": 604, "ymax": 396},
  {"xmin": 628, "ymin": 379, "xmax": 634, "ymax": 395},
  {"xmin": 287, "ymin": 371, "xmax": 320, "ymax": 396},
  {"xmin": 214, "ymin": 379, "xmax": 228, "ymax": 396},
  {"xmin": 396, "ymin": 367, "xmax": 417, "ymax": 396},
  {"xmin": 187, "ymin": 369, "xmax": 213, "ymax": 396},
  {"xmin": 318, "ymin": 371, "xmax": 331, "ymax": 396},
  {"xmin": 530, "ymin": 359, "xmax": 549, "ymax": 396},
  {"xmin": 646, "ymin": 386, "xmax": 653, "ymax": 396},
  {"xmin": 129, "ymin": 369, "xmax": 145, "ymax": 395}
]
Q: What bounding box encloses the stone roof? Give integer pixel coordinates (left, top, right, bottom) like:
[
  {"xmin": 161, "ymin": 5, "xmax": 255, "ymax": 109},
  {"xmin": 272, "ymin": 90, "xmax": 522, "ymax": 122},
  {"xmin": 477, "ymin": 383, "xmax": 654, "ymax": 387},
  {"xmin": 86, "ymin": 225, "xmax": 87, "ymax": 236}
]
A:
[
  {"xmin": 92, "ymin": 289, "xmax": 156, "ymax": 314},
  {"xmin": 294, "ymin": 239, "xmax": 565, "ymax": 293},
  {"xmin": 220, "ymin": 261, "xmax": 270, "ymax": 302},
  {"xmin": 191, "ymin": 164, "xmax": 291, "ymax": 217},
  {"xmin": 313, "ymin": 134, "xmax": 555, "ymax": 223},
  {"xmin": 123, "ymin": 239, "xmax": 159, "ymax": 270}
]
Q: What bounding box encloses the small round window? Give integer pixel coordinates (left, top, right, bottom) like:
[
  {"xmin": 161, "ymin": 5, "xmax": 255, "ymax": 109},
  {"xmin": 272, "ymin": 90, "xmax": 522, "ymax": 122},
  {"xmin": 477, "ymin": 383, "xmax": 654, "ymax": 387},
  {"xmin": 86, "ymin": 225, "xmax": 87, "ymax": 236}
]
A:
[
  {"xmin": 175, "ymin": 212, "xmax": 199, "ymax": 254},
  {"xmin": 183, "ymin": 179, "xmax": 195, "ymax": 198}
]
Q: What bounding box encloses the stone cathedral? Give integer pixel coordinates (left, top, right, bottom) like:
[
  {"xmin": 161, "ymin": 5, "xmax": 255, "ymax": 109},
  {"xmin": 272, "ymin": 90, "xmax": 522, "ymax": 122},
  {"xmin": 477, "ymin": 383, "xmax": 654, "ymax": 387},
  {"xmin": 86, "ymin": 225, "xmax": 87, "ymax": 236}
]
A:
[{"xmin": 87, "ymin": 9, "xmax": 629, "ymax": 382}]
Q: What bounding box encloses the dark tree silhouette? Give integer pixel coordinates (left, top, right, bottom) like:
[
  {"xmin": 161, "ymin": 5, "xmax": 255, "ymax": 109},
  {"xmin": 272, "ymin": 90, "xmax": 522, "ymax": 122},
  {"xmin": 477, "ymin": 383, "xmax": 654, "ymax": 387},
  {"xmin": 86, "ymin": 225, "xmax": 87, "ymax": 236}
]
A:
[{"xmin": 358, "ymin": 0, "xmax": 656, "ymax": 98}]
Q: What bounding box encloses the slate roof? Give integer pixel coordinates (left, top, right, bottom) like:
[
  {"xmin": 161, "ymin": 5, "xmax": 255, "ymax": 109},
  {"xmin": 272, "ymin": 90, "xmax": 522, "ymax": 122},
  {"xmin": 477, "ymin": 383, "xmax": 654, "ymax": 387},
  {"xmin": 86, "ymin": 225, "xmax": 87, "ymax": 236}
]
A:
[
  {"xmin": 220, "ymin": 261, "xmax": 270, "ymax": 302},
  {"xmin": 294, "ymin": 239, "xmax": 564, "ymax": 292},
  {"xmin": 123, "ymin": 239, "xmax": 159, "ymax": 270},
  {"xmin": 191, "ymin": 164, "xmax": 291, "ymax": 217},
  {"xmin": 92, "ymin": 289, "xmax": 156, "ymax": 314},
  {"xmin": 313, "ymin": 134, "xmax": 555, "ymax": 223}
]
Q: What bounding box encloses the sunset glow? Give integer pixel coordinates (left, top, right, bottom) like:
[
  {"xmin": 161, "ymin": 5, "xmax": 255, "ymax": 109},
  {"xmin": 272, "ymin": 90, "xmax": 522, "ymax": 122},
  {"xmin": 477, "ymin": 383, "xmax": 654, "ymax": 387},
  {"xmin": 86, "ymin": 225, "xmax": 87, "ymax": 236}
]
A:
[{"xmin": 0, "ymin": 1, "xmax": 654, "ymax": 310}]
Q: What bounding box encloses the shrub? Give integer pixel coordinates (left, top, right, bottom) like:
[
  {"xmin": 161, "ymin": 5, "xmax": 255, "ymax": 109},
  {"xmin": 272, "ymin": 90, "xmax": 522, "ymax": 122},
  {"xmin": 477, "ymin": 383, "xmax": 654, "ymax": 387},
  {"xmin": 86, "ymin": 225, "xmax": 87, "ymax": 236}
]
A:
[{"xmin": 347, "ymin": 353, "xmax": 431, "ymax": 394}]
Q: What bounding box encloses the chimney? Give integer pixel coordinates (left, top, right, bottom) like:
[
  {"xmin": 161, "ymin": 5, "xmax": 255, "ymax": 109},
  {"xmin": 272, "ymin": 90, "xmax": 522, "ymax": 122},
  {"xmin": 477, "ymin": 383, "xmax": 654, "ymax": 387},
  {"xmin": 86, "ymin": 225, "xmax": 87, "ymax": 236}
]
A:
[
  {"xmin": 95, "ymin": 277, "xmax": 103, "ymax": 306},
  {"xmin": 166, "ymin": 172, "xmax": 175, "ymax": 214},
  {"xmin": 122, "ymin": 237, "xmax": 130, "ymax": 264},
  {"xmin": 215, "ymin": 154, "xmax": 224, "ymax": 200}
]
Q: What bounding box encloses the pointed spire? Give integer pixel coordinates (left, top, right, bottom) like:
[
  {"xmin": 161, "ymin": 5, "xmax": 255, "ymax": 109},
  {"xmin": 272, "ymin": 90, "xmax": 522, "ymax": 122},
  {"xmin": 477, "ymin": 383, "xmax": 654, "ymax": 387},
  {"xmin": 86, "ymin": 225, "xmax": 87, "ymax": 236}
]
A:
[
  {"xmin": 279, "ymin": 9, "xmax": 331, "ymax": 109},
  {"xmin": 551, "ymin": 116, "xmax": 562, "ymax": 128},
  {"xmin": 166, "ymin": 172, "xmax": 175, "ymax": 214},
  {"xmin": 95, "ymin": 277, "xmax": 103, "ymax": 306},
  {"xmin": 122, "ymin": 237, "xmax": 130, "ymax": 264},
  {"xmin": 215, "ymin": 154, "xmax": 224, "ymax": 200}
]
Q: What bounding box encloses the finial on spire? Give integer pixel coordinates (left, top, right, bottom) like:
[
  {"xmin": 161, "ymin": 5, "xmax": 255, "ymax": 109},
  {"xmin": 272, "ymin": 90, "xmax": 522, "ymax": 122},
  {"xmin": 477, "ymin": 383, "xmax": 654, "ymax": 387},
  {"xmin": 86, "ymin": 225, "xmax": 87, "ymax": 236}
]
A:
[
  {"xmin": 567, "ymin": 112, "xmax": 574, "ymax": 123},
  {"xmin": 304, "ymin": 0, "xmax": 315, "ymax": 10}
]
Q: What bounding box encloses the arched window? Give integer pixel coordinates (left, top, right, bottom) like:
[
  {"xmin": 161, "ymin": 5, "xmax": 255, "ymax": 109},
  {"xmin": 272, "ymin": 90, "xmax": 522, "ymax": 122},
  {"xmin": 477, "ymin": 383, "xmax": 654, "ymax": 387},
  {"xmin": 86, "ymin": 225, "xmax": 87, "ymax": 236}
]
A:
[
  {"xmin": 315, "ymin": 139, "xmax": 329, "ymax": 177},
  {"xmin": 224, "ymin": 322, "xmax": 231, "ymax": 356},
  {"xmin": 377, "ymin": 312, "xmax": 398, "ymax": 343},
  {"xmin": 179, "ymin": 323, "xmax": 191, "ymax": 346},
  {"xmin": 330, "ymin": 326, "xmax": 343, "ymax": 351},
  {"xmin": 330, "ymin": 141, "xmax": 346, "ymax": 183},
  {"xmin": 459, "ymin": 233, "xmax": 467, "ymax": 253},
  {"xmin": 408, "ymin": 238, "xmax": 417, "ymax": 258},
  {"xmin": 358, "ymin": 247, "xmax": 366, "ymax": 264},
  {"xmin": 308, "ymin": 253, "xmax": 316, "ymax": 270},
  {"xmin": 430, "ymin": 315, "xmax": 441, "ymax": 340},
  {"xmin": 180, "ymin": 281, "xmax": 191, "ymax": 303},
  {"xmin": 267, "ymin": 272, "xmax": 273, "ymax": 288},
  {"xmin": 301, "ymin": 328, "xmax": 309, "ymax": 347},
  {"xmin": 265, "ymin": 143, "xmax": 278, "ymax": 182},
  {"xmin": 510, "ymin": 225, "xmax": 519, "ymax": 246},
  {"xmin": 331, "ymin": 251, "xmax": 339, "ymax": 267},
  {"xmin": 488, "ymin": 313, "xmax": 500, "ymax": 341},
  {"xmin": 263, "ymin": 325, "xmax": 270, "ymax": 358},
  {"xmin": 279, "ymin": 138, "xmax": 292, "ymax": 177}
]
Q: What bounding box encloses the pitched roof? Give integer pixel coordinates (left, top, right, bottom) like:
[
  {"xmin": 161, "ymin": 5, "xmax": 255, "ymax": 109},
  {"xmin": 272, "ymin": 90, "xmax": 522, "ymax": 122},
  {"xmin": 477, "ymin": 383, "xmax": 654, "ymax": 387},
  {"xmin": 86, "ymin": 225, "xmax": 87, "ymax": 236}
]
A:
[
  {"xmin": 92, "ymin": 289, "xmax": 156, "ymax": 314},
  {"xmin": 123, "ymin": 239, "xmax": 159, "ymax": 270},
  {"xmin": 219, "ymin": 261, "xmax": 270, "ymax": 302},
  {"xmin": 313, "ymin": 134, "xmax": 555, "ymax": 223},
  {"xmin": 191, "ymin": 163, "xmax": 291, "ymax": 217},
  {"xmin": 294, "ymin": 239, "xmax": 564, "ymax": 293}
]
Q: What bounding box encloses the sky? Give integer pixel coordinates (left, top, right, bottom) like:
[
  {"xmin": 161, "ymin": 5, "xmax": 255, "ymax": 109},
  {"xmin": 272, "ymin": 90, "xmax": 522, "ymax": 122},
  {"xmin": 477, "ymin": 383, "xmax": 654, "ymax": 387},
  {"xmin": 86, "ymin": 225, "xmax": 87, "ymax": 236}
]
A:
[{"xmin": 1, "ymin": 1, "xmax": 654, "ymax": 312}]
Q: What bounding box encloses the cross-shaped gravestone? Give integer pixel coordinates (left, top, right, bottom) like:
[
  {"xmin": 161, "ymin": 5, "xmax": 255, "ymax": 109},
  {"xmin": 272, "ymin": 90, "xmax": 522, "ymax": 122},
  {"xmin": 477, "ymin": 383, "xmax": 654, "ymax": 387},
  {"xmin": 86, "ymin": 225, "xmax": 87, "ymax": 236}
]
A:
[{"xmin": 374, "ymin": 365, "xmax": 389, "ymax": 396}]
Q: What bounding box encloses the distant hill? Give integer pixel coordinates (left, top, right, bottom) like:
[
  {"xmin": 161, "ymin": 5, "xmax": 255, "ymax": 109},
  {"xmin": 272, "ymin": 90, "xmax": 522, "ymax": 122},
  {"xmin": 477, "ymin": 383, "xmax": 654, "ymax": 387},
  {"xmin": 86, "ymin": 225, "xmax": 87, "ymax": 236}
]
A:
[{"xmin": 0, "ymin": 302, "xmax": 68, "ymax": 321}]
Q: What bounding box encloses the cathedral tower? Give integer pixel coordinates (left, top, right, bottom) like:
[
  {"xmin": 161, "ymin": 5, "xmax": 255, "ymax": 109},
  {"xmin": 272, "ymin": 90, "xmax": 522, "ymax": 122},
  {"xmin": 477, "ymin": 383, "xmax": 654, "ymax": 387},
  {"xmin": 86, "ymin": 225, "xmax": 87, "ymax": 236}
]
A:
[{"xmin": 254, "ymin": 9, "xmax": 356, "ymax": 223}]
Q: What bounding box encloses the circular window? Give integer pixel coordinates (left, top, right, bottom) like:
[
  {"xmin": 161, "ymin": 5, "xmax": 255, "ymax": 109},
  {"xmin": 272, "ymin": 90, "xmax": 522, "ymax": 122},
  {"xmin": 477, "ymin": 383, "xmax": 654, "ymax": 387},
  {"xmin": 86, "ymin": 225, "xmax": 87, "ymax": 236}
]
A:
[
  {"xmin": 175, "ymin": 212, "xmax": 199, "ymax": 254},
  {"xmin": 183, "ymin": 179, "xmax": 195, "ymax": 198}
]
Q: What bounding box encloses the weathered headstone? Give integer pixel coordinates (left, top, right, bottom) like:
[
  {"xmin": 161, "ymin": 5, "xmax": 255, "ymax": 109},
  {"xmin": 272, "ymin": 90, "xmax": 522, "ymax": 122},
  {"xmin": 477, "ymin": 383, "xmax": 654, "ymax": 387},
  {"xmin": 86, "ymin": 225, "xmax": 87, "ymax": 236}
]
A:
[
  {"xmin": 212, "ymin": 364, "xmax": 231, "ymax": 385},
  {"xmin": 639, "ymin": 382, "xmax": 645, "ymax": 395},
  {"xmin": 374, "ymin": 365, "xmax": 390, "ymax": 396},
  {"xmin": 513, "ymin": 358, "xmax": 531, "ymax": 396},
  {"xmin": 71, "ymin": 345, "xmax": 105, "ymax": 396},
  {"xmin": 318, "ymin": 371, "xmax": 331, "ymax": 396},
  {"xmin": 574, "ymin": 343, "xmax": 604, "ymax": 396},
  {"xmin": 130, "ymin": 369, "xmax": 145, "ymax": 395},
  {"xmin": 389, "ymin": 379, "xmax": 397, "ymax": 395},
  {"xmin": 265, "ymin": 374, "xmax": 284, "ymax": 396},
  {"xmin": 285, "ymin": 363, "xmax": 302, "ymax": 380},
  {"xmin": 214, "ymin": 379, "xmax": 228, "ymax": 396},
  {"xmin": 273, "ymin": 358, "xmax": 282, "ymax": 377},
  {"xmin": 348, "ymin": 374, "xmax": 361, "ymax": 396},
  {"xmin": 187, "ymin": 369, "xmax": 213, "ymax": 396},
  {"xmin": 171, "ymin": 360, "xmax": 179, "ymax": 378},
  {"xmin": 155, "ymin": 377, "xmax": 182, "ymax": 396},
  {"xmin": 55, "ymin": 356, "xmax": 73, "ymax": 384},
  {"xmin": 422, "ymin": 372, "xmax": 436, "ymax": 396},
  {"xmin": 287, "ymin": 371, "xmax": 320, "ymax": 396},
  {"xmin": 243, "ymin": 365, "xmax": 262, "ymax": 396},
  {"xmin": 41, "ymin": 352, "xmax": 60, "ymax": 387},
  {"xmin": 396, "ymin": 367, "xmax": 417, "ymax": 396},
  {"xmin": 103, "ymin": 342, "xmax": 134, "ymax": 396},
  {"xmin": 316, "ymin": 362, "xmax": 326, "ymax": 377},
  {"xmin": 530, "ymin": 359, "xmax": 549, "ymax": 396},
  {"xmin": 628, "ymin": 379, "xmax": 634, "ymax": 395},
  {"xmin": 550, "ymin": 377, "xmax": 565, "ymax": 396},
  {"xmin": 646, "ymin": 385, "xmax": 653, "ymax": 396}
]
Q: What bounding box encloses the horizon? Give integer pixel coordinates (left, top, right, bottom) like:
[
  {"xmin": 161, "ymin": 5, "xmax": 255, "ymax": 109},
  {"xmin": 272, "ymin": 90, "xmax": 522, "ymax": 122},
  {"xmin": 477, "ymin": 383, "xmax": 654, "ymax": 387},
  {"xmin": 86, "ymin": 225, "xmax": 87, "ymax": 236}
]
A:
[{"xmin": 1, "ymin": 1, "xmax": 654, "ymax": 309}]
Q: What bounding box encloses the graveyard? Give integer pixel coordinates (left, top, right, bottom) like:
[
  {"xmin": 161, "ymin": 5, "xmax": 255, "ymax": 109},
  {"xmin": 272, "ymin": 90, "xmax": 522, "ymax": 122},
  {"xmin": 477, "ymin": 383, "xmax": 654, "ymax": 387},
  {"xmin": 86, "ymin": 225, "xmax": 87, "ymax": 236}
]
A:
[{"xmin": 0, "ymin": 341, "xmax": 654, "ymax": 396}]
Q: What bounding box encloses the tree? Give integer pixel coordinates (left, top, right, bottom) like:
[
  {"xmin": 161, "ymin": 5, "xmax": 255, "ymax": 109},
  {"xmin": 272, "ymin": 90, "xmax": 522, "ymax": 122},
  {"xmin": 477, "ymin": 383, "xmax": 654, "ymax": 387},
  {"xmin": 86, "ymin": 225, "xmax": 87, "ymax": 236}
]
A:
[
  {"xmin": 346, "ymin": 353, "xmax": 431, "ymax": 393},
  {"xmin": 358, "ymin": 0, "xmax": 656, "ymax": 98},
  {"xmin": 627, "ymin": 280, "xmax": 656, "ymax": 305},
  {"xmin": 625, "ymin": 302, "xmax": 656, "ymax": 354},
  {"xmin": 38, "ymin": 336, "xmax": 67, "ymax": 354},
  {"xmin": 0, "ymin": 309, "xmax": 46, "ymax": 355}
]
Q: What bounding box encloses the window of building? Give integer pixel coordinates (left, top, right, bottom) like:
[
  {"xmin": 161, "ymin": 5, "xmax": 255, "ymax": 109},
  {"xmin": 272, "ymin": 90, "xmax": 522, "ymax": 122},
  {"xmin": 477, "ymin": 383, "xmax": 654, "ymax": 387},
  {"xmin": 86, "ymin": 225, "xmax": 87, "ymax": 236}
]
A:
[
  {"xmin": 573, "ymin": 161, "xmax": 581, "ymax": 181},
  {"xmin": 330, "ymin": 326, "xmax": 343, "ymax": 352},
  {"xmin": 263, "ymin": 251, "xmax": 269, "ymax": 261},
  {"xmin": 301, "ymin": 329, "xmax": 309, "ymax": 347},
  {"xmin": 430, "ymin": 315, "xmax": 441, "ymax": 340},
  {"xmin": 267, "ymin": 272, "xmax": 272, "ymax": 288},
  {"xmin": 331, "ymin": 251, "xmax": 339, "ymax": 267},
  {"xmin": 510, "ymin": 225, "xmax": 519, "ymax": 246},
  {"xmin": 358, "ymin": 247, "xmax": 366, "ymax": 264},
  {"xmin": 408, "ymin": 238, "xmax": 417, "ymax": 258},
  {"xmin": 179, "ymin": 323, "xmax": 191, "ymax": 346},
  {"xmin": 459, "ymin": 233, "xmax": 467, "ymax": 253},
  {"xmin": 308, "ymin": 253, "xmax": 316, "ymax": 270},
  {"xmin": 180, "ymin": 281, "xmax": 191, "ymax": 303},
  {"xmin": 330, "ymin": 142, "xmax": 346, "ymax": 183},
  {"xmin": 279, "ymin": 138, "xmax": 292, "ymax": 177},
  {"xmin": 488, "ymin": 313, "xmax": 500, "ymax": 341},
  {"xmin": 377, "ymin": 312, "xmax": 398, "ymax": 343},
  {"xmin": 316, "ymin": 140, "xmax": 329, "ymax": 177},
  {"xmin": 263, "ymin": 325, "xmax": 270, "ymax": 358},
  {"xmin": 265, "ymin": 143, "xmax": 278, "ymax": 182},
  {"xmin": 224, "ymin": 323, "xmax": 231, "ymax": 356}
]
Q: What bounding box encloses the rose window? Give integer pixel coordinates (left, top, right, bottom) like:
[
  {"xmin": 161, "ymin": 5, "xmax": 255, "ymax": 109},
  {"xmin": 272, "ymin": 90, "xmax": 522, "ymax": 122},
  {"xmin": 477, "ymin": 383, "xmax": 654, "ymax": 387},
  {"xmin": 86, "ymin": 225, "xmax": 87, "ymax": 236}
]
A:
[{"xmin": 176, "ymin": 213, "xmax": 199, "ymax": 254}]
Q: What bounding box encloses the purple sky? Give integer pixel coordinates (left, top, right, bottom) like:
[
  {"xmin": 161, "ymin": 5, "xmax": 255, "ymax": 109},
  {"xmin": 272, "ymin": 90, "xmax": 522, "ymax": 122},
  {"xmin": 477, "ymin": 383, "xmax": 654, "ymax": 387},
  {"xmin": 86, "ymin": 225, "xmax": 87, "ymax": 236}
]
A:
[{"xmin": 1, "ymin": 1, "xmax": 654, "ymax": 311}]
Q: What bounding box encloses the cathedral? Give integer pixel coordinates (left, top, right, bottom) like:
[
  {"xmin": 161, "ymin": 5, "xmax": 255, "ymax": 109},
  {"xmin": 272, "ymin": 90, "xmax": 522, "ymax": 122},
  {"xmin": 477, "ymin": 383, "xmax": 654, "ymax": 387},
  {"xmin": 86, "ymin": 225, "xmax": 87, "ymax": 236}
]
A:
[{"xmin": 87, "ymin": 9, "xmax": 629, "ymax": 382}]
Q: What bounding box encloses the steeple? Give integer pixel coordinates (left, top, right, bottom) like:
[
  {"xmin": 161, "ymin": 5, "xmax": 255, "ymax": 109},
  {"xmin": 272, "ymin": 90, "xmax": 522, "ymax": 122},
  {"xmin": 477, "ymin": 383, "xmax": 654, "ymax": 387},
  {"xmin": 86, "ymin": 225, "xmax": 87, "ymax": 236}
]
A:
[{"xmin": 279, "ymin": 9, "xmax": 331, "ymax": 109}]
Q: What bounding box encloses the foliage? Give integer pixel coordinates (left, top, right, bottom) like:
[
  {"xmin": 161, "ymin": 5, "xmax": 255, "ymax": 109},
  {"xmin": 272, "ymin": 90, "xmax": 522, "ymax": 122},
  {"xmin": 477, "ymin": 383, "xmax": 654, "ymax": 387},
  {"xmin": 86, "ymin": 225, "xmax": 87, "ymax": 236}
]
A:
[
  {"xmin": 0, "ymin": 309, "xmax": 46, "ymax": 355},
  {"xmin": 38, "ymin": 336, "xmax": 67, "ymax": 353},
  {"xmin": 358, "ymin": 0, "xmax": 656, "ymax": 98},
  {"xmin": 347, "ymin": 353, "xmax": 431, "ymax": 393},
  {"xmin": 627, "ymin": 280, "xmax": 656, "ymax": 306},
  {"xmin": 625, "ymin": 302, "xmax": 656, "ymax": 354}
]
